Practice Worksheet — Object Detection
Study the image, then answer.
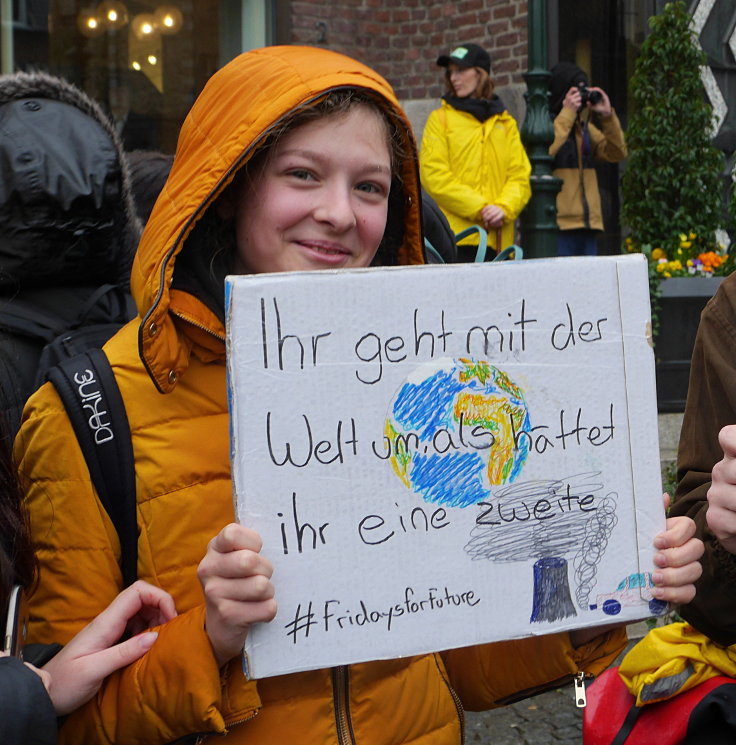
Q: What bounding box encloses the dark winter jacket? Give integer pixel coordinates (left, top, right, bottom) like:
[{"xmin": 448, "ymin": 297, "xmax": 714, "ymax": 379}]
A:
[
  {"xmin": 0, "ymin": 655, "xmax": 57, "ymax": 745},
  {"xmin": 671, "ymin": 272, "xmax": 736, "ymax": 645},
  {"xmin": 0, "ymin": 72, "xmax": 140, "ymax": 434}
]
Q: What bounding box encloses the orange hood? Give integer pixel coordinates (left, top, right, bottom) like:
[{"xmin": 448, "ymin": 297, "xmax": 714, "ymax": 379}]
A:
[{"xmin": 130, "ymin": 45, "xmax": 423, "ymax": 393}]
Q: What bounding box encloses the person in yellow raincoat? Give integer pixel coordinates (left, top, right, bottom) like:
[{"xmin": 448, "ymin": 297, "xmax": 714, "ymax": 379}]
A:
[{"xmin": 420, "ymin": 43, "xmax": 531, "ymax": 256}]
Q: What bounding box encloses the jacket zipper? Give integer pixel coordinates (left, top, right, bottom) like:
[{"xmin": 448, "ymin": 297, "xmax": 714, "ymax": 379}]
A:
[
  {"xmin": 171, "ymin": 310, "xmax": 226, "ymax": 342},
  {"xmin": 164, "ymin": 709, "xmax": 259, "ymax": 744},
  {"xmin": 494, "ymin": 669, "xmax": 593, "ymax": 708},
  {"xmin": 332, "ymin": 666, "xmax": 357, "ymax": 745},
  {"xmin": 445, "ymin": 676, "xmax": 465, "ymax": 742},
  {"xmin": 573, "ymin": 671, "xmax": 588, "ymax": 708},
  {"xmin": 434, "ymin": 655, "xmax": 465, "ymax": 743}
]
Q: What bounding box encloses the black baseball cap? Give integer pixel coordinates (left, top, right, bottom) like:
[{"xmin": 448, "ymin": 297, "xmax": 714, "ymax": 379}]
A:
[{"xmin": 437, "ymin": 43, "xmax": 491, "ymax": 74}]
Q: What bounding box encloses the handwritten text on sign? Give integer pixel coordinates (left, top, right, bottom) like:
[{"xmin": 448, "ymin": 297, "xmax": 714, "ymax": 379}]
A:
[{"xmin": 226, "ymin": 256, "xmax": 662, "ymax": 678}]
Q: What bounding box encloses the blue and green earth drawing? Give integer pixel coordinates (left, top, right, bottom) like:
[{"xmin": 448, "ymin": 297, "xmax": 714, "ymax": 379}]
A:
[{"xmin": 386, "ymin": 358, "xmax": 531, "ymax": 508}]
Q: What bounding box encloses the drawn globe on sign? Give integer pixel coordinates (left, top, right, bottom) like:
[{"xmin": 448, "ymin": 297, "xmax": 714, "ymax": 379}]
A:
[{"xmin": 385, "ymin": 358, "xmax": 531, "ymax": 508}]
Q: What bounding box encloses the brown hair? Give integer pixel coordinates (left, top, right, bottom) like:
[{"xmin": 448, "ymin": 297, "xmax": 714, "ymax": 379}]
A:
[
  {"xmin": 256, "ymin": 88, "xmax": 406, "ymax": 176},
  {"xmin": 444, "ymin": 67, "xmax": 495, "ymax": 100},
  {"xmin": 192, "ymin": 88, "xmax": 408, "ymax": 282},
  {"xmin": 0, "ymin": 418, "xmax": 36, "ymax": 612}
]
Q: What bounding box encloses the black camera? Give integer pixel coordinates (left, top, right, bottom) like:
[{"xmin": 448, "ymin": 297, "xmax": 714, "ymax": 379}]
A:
[{"xmin": 577, "ymin": 82, "xmax": 603, "ymax": 107}]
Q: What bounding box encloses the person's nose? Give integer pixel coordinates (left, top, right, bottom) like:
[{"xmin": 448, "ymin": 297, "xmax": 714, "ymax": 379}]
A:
[{"xmin": 313, "ymin": 183, "xmax": 356, "ymax": 232}]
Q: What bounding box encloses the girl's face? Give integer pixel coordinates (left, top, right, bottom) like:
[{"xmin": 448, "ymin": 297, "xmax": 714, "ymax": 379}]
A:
[
  {"xmin": 230, "ymin": 104, "xmax": 393, "ymax": 275},
  {"xmin": 448, "ymin": 63, "xmax": 480, "ymax": 98}
]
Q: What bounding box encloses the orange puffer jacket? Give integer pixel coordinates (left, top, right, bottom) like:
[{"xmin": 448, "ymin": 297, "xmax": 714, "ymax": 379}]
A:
[{"xmin": 16, "ymin": 46, "xmax": 625, "ymax": 745}]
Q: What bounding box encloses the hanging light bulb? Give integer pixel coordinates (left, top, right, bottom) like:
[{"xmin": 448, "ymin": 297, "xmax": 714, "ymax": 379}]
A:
[
  {"xmin": 78, "ymin": 8, "xmax": 105, "ymax": 37},
  {"xmin": 154, "ymin": 5, "xmax": 183, "ymax": 35},
  {"xmin": 131, "ymin": 13, "xmax": 159, "ymax": 40},
  {"xmin": 147, "ymin": 55, "xmax": 158, "ymax": 65},
  {"xmin": 97, "ymin": 1, "xmax": 129, "ymax": 30}
]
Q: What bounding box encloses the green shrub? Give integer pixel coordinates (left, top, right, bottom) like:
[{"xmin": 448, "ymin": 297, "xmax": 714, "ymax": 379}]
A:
[{"xmin": 622, "ymin": 1, "xmax": 725, "ymax": 274}]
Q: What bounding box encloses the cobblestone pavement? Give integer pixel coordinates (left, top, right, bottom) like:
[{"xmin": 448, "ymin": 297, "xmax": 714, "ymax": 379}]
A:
[{"xmin": 464, "ymin": 685, "xmax": 584, "ymax": 744}]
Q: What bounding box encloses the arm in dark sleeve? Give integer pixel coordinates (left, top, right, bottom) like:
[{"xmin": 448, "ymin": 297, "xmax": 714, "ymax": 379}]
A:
[
  {"xmin": 671, "ymin": 274, "xmax": 736, "ymax": 644},
  {"xmin": 0, "ymin": 656, "xmax": 57, "ymax": 745}
]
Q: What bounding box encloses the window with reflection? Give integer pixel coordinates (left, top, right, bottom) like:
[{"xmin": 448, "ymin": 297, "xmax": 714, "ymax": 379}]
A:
[{"xmin": 6, "ymin": 1, "xmax": 267, "ymax": 152}]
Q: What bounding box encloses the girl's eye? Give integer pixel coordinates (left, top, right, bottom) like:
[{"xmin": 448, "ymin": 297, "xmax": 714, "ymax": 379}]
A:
[
  {"xmin": 287, "ymin": 169, "xmax": 314, "ymax": 181},
  {"xmin": 356, "ymin": 181, "xmax": 386, "ymax": 196}
]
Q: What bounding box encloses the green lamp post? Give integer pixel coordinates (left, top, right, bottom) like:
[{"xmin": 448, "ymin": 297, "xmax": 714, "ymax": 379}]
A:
[{"xmin": 520, "ymin": 0, "xmax": 561, "ymax": 258}]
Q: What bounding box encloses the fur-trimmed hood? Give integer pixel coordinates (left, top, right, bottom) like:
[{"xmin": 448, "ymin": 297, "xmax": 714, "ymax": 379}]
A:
[{"xmin": 0, "ymin": 71, "xmax": 141, "ymax": 290}]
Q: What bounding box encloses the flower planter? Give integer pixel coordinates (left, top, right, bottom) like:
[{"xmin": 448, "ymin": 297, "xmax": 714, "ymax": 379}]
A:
[{"xmin": 655, "ymin": 276, "xmax": 724, "ymax": 412}]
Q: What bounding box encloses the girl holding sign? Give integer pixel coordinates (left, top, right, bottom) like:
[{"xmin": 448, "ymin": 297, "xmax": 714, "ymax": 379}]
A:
[{"xmin": 17, "ymin": 46, "xmax": 702, "ymax": 744}]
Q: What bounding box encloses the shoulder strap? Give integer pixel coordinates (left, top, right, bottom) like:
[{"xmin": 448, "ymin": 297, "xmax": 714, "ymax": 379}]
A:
[
  {"xmin": 0, "ymin": 300, "xmax": 65, "ymax": 343},
  {"xmin": 47, "ymin": 348, "xmax": 137, "ymax": 587}
]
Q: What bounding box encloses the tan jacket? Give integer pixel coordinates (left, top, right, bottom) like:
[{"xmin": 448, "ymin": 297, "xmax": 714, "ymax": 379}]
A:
[
  {"xmin": 550, "ymin": 107, "xmax": 627, "ymax": 231},
  {"xmin": 17, "ymin": 46, "xmax": 624, "ymax": 745}
]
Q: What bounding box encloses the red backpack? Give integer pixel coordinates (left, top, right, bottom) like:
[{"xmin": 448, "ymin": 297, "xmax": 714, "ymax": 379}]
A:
[{"xmin": 583, "ymin": 666, "xmax": 736, "ymax": 745}]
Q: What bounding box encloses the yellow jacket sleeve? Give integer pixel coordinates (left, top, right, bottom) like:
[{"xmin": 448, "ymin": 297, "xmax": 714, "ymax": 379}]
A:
[
  {"xmin": 441, "ymin": 626, "xmax": 627, "ymax": 711},
  {"xmin": 15, "ymin": 384, "xmax": 261, "ymax": 745},
  {"xmin": 420, "ymin": 108, "xmax": 487, "ymax": 223},
  {"xmin": 493, "ymin": 117, "xmax": 532, "ymax": 221}
]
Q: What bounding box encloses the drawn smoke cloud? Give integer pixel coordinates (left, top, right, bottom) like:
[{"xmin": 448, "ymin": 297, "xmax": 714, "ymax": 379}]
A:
[{"xmin": 465, "ymin": 473, "xmax": 618, "ymax": 624}]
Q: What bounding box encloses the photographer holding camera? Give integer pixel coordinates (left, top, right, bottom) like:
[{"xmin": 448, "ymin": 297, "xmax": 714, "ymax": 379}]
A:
[{"xmin": 548, "ymin": 62, "xmax": 627, "ymax": 256}]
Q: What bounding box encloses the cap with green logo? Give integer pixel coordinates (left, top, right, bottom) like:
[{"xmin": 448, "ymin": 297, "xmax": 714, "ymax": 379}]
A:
[{"xmin": 436, "ymin": 43, "xmax": 491, "ymax": 74}]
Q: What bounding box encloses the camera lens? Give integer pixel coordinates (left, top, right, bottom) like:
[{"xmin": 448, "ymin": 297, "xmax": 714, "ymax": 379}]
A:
[
  {"xmin": 588, "ymin": 90, "xmax": 603, "ymax": 105},
  {"xmin": 577, "ymin": 82, "xmax": 589, "ymax": 106}
]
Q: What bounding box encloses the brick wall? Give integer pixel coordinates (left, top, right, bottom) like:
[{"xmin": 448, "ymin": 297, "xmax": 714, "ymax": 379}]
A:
[{"xmin": 290, "ymin": 0, "xmax": 528, "ymax": 102}]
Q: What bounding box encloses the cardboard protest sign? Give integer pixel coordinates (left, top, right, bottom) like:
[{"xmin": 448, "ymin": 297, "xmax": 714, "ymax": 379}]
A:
[{"xmin": 225, "ymin": 254, "xmax": 663, "ymax": 679}]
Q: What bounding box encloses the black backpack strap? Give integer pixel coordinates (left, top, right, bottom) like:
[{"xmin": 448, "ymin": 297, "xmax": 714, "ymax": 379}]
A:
[
  {"xmin": 47, "ymin": 348, "xmax": 137, "ymax": 587},
  {"xmin": 0, "ymin": 300, "xmax": 65, "ymax": 343},
  {"xmin": 610, "ymin": 703, "xmax": 642, "ymax": 745},
  {"xmin": 73, "ymin": 284, "xmax": 133, "ymax": 326}
]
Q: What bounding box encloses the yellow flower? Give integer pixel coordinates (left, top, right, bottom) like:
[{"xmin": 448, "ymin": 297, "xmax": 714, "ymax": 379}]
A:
[
  {"xmin": 680, "ymin": 241, "xmax": 692, "ymax": 249},
  {"xmin": 663, "ymin": 272, "xmax": 672, "ymax": 278},
  {"xmin": 651, "ymin": 248, "xmax": 666, "ymax": 260},
  {"xmin": 656, "ymin": 263, "xmax": 666, "ymax": 273},
  {"xmin": 688, "ymin": 232, "xmax": 696, "ymax": 240},
  {"xmin": 679, "ymin": 233, "xmax": 687, "ymax": 241},
  {"xmin": 687, "ymin": 259, "xmax": 693, "ymax": 267}
]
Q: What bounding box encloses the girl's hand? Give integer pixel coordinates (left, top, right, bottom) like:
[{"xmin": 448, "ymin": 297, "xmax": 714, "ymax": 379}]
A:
[
  {"xmin": 197, "ymin": 523, "xmax": 277, "ymax": 668},
  {"xmin": 43, "ymin": 580, "xmax": 177, "ymax": 715},
  {"xmin": 651, "ymin": 494, "xmax": 703, "ymax": 604}
]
